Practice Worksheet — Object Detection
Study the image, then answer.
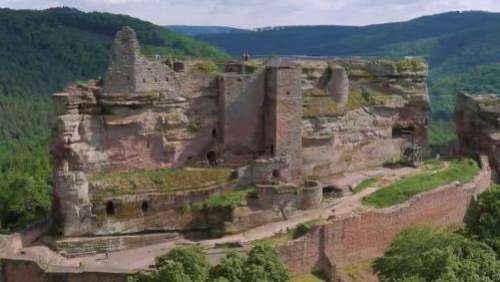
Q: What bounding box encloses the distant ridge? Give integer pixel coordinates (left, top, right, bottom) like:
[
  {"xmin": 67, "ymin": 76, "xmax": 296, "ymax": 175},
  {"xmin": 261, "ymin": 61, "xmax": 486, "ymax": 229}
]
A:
[
  {"xmin": 191, "ymin": 11, "xmax": 500, "ymax": 120},
  {"xmin": 166, "ymin": 25, "xmax": 247, "ymax": 36}
]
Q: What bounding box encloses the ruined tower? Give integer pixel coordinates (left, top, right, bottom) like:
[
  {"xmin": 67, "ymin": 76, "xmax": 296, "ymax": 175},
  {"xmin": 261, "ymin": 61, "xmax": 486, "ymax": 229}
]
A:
[
  {"xmin": 103, "ymin": 26, "xmax": 171, "ymax": 94},
  {"xmin": 265, "ymin": 61, "xmax": 303, "ymax": 183},
  {"xmin": 328, "ymin": 65, "xmax": 349, "ymax": 106}
]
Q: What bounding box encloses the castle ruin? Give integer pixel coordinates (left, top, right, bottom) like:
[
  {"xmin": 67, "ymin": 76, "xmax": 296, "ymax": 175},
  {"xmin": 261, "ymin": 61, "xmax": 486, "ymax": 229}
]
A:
[
  {"xmin": 49, "ymin": 27, "xmax": 431, "ymax": 240},
  {"xmin": 7, "ymin": 26, "xmax": 486, "ymax": 282}
]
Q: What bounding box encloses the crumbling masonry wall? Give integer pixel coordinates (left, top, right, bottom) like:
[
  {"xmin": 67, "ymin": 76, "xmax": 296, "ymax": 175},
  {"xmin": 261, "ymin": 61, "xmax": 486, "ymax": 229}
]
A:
[{"xmin": 277, "ymin": 156, "xmax": 491, "ymax": 277}]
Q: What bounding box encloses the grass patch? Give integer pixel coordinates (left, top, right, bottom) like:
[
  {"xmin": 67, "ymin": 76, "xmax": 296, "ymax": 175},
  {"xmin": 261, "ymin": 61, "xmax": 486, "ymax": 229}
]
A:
[
  {"xmin": 337, "ymin": 260, "xmax": 375, "ymax": 282},
  {"xmin": 352, "ymin": 177, "xmax": 379, "ymax": 194},
  {"xmin": 362, "ymin": 159, "xmax": 480, "ymax": 208},
  {"xmin": 89, "ymin": 167, "xmax": 233, "ymax": 199},
  {"xmin": 192, "ymin": 188, "xmax": 255, "ymax": 210},
  {"xmin": 291, "ymin": 273, "xmax": 327, "ymax": 282}
]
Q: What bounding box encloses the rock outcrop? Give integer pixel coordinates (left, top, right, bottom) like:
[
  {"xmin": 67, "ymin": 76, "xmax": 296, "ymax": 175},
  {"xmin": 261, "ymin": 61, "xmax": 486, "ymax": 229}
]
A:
[{"xmin": 456, "ymin": 92, "xmax": 500, "ymax": 179}]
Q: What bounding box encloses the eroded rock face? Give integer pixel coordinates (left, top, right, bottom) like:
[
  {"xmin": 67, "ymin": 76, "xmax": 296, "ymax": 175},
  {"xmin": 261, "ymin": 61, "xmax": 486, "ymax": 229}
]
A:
[
  {"xmin": 52, "ymin": 27, "xmax": 430, "ymax": 237},
  {"xmin": 299, "ymin": 59, "xmax": 429, "ymax": 177},
  {"xmin": 456, "ymin": 92, "xmax": 500, "ymax": 179}
]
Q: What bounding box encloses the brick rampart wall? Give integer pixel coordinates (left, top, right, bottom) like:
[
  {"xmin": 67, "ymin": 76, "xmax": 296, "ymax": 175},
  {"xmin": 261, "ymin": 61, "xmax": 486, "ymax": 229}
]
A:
[
  {"xmin": 1, "ymin": 260, "xmax": 129, "ymax": 282},
  {"xmin": 278, "ymin": 156, "xmax": 492, "ymax": 277}
]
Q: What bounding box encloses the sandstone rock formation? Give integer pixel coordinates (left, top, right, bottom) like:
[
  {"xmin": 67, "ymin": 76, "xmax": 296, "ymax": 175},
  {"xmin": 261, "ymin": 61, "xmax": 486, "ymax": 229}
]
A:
[
  {"xmin": 456, "ymin": 92, "xmax": 500, "ymax": 179},
  {"xmin": 52, "ymin": 27, "xmax": 430, "ymax": 238}
]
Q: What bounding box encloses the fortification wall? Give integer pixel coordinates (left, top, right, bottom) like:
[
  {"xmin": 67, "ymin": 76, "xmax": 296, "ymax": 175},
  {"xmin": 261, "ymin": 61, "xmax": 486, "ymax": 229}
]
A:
[
  {"xmin": 1, "ymin": 260, "xmax": 128, "ymax": 282},
  {"xmin": 218, "ymin": 70, "xmax": 266, "ymax": 155},
  {"xmin": 277, "ymin": 156, "xmax": 491, "ymax": 276}
]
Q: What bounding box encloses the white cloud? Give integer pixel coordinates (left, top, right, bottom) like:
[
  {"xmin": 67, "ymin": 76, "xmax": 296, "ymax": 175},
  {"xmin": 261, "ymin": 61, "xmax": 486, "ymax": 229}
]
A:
[{"xmin": 0, "ymin": 0, "xmax": 499, "ymax": 27}]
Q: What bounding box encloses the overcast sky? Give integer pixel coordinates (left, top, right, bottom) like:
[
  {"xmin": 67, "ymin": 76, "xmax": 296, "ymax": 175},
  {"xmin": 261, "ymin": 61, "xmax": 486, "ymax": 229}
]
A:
[{"xmin": 0, "ymin": 0, "xmax": 499, "ymax": 28}]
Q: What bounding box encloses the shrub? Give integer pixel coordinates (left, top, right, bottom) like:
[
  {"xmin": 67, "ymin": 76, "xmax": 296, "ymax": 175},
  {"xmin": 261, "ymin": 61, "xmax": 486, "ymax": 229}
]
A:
[
  {"xmin": 292, "ymin": 223, "xmax": 310, "ymax": 239},
  {"xmin": 373, "ymin": 227, "xmax": 500, "ymax": 282},
  {"xmin": 156, "ymin": 246, "xmax": 209, "ymax": 282},
  {"xmin": 466, "ymin": 185, "xmax": 500, "ymax": 254},
  {"xmin": 242, "ymin": 244, "xmax": 289, "ymax": 282},
  {"xmin": 210, "ymin": 252, "xmax": 246, "ymax": 282}
]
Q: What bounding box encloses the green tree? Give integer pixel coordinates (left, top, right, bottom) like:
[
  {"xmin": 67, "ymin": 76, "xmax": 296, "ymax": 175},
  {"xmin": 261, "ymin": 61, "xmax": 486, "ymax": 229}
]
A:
[
  {"xmin": 466, "ymin": 185, "xmax": 500, "ymax": 254},
  {"xmin": 242, "ymin": 244, "xmax": 289, "ymax": 282},
  {"xmin": 373, "ymin": 227, "xmax": 500, "ymax": 282},
  {"xmin": 210, "ymin": 252, "xmax": 246, "ymax": 282},
  {"xmin": 156, "ymin": 246, "xmax": 210, "ymax": 282},
  {"xmin": 127, "ymin": 260, "xmax": 192, "ymax": 282}
]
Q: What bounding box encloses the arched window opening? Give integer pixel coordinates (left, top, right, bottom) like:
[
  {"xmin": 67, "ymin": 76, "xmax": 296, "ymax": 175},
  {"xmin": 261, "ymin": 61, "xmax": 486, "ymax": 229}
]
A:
[
  {"xmin": 270, "ymin": 144, "xmax": 275, "ymax": 155},
  {"xmin": 272, "ymin": 169, "xmax": 280, "ymax": 178},
  {"xmin": 212, "ymin": 128, "xmax": 217, "ymax": 138}
]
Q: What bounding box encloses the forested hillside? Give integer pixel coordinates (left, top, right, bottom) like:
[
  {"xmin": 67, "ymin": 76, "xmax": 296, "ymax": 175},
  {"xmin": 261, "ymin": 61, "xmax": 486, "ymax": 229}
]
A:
[
  {"xmin": 0, "ymin": 7, "xmax": 227, "ymax": 232},
  {"xmin": 166, "ymin": 25, "xmax": 247, "ymax": 36},
  {"xmin": 194, "ymin": 11, "xmax": 500, "ymax": 121}
]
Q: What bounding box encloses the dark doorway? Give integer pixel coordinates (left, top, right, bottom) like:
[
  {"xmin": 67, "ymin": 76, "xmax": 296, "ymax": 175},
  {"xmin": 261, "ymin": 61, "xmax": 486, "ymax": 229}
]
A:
[
  {"xmin": 270, "ymin": 144, "xmax": 275, "ymax": 155},
  {"xmin": 212, "ymin": 128, "xmax": 217, "ymax": 138},
  {"xmin": 207, "ymin": 151, "xmax": 217, "ymax": 166},
  {"xmin": 106, "ymin": 201, "xmax": 115, "ymax": 215},
  {"xmin": 141, "ymin": 201, "xmax": 149, "ymax": 214},
  {"xmin": 272, "ymin": 169, "xmax": 280, "ymax": 178},
  {"xmin": 323, "ymin": 186, "xmax": 344, "ymax": 199}
]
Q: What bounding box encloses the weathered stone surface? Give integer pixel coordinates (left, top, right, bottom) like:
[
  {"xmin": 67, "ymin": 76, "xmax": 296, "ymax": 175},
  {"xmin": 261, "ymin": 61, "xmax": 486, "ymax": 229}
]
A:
[
  {"xmin": 456, "ymin": 92, "xmax": 500, "ymax": 179},
  {"xmin": 52, "ymin": 27, "xmax": 430, "ymax": 238}
]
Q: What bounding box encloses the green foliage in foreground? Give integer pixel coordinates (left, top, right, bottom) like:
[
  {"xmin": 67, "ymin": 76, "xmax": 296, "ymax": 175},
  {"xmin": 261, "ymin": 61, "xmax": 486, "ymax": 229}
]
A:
[
  {"xmin": 363, "ymin": 159, "xmax": 479, "ymax": 208},
  {"xmin": 466, "ymin": 185, "xmax": 500, "ymax": 255},
  {"xmin": 373, "ymin": 227, "xmax": 500, "ymax": 282},
  {"xmin": 129, "ymin": 244, "xmax": 289, "ymax": 282}
]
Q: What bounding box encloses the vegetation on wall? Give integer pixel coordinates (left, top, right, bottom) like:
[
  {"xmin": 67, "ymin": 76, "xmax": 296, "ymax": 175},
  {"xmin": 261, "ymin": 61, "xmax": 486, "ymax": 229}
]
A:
[{"xmin": 362, "ymin": 159, "xmax": 479, "ymax": 208}]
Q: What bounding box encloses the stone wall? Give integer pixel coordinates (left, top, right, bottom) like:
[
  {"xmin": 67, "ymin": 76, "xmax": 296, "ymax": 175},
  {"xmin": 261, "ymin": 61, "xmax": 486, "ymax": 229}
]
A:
[
  {"xmin": 1, "ymin": 260, "xmax": 129, "ymax": 282},
  {"xmin": 87, "ymin": 181, "xmax": 233, "ymax": 235},
  {"xmin": 265, "ymin": 63, "xmax": 303, "ymax": 183},
  {"xmin": 277, "ymin": 156, "xmax": 491, "ymax": 277},
  {"xmin": 218, "ymin": 70, "xmax": 266, "ymax": 156},
  {"xmin": 456, "ymin": 92, "xmax": 500, "ymax": 179},
  {"xmin": 103, "ymin": 27, "xmax": 171, "ymax": 94}
]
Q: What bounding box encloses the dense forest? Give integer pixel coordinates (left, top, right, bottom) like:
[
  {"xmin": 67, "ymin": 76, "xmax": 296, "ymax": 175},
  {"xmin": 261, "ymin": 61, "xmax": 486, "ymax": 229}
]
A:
[
  {"xmin": 0, "ymin": 7, "xmax": 227, "ymax": 232},
  {"xmin": 194, "ymin": 11, "xmax": 500, "ymax": 121}
]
